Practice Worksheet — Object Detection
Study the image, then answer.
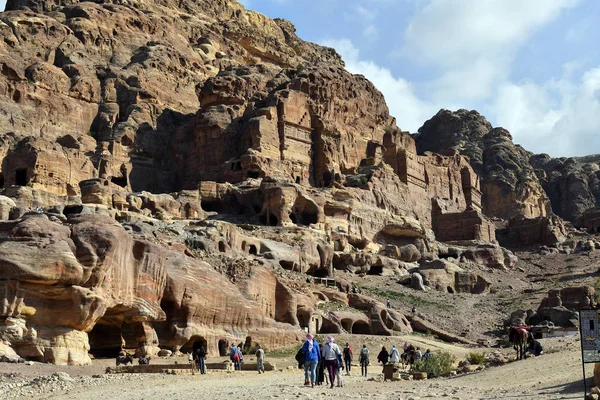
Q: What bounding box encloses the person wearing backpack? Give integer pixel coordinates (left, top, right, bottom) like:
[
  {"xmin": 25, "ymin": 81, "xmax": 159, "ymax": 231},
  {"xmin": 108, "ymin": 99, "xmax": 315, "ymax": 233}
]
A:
[
  {"xmin": 359, "ymin": 344, "xmax": 369, "ymax": 376},
  {"xmin": 301, "ymin": 333, "xmax": 321, "ymax": 387},
  {"xmin": 230, "ymin": 344, "xmax": 240, "ymax": 370},
  {"xmin": 322, "ymin": 336, "xmax": 342, "ymax": 389},
  {"xmin": 343, "ymin": 343, "xmax": 353, "ymax": 376}
]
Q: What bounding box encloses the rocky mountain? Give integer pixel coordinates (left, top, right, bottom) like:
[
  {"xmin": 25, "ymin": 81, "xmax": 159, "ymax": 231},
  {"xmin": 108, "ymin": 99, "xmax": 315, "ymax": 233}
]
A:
[
  {"xmin": 414, "ymin": 109, "xmax": 600, "ymax": 227},
  {"xmin": 0, "ymin": 0, "xmax": 594, "ymax": 367},
  {"xmin": 530, "ymin": 153, "xmax": 600, "ymax": 226},
  {"xmin": 414, "ymin": 109, "xmax": 552, "ymax": 221}
]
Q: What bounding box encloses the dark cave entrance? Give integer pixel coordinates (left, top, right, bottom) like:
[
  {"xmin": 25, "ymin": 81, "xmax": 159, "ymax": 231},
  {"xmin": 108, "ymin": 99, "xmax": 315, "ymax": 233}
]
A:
[
  {"xmin": 15, "ymin": 168, "xmax": 27, "ymax": 186},
  {"xmin": 88, "ymin": 311, "xmax": 139, "ymax": 358},
  {"xmin": 367, "ymin": 266, "xmax": 383, "ymax": 275},
  {"xmin": 351, "ymin": 321, "xmax": 371, "ymax": 335},
  {"xmin": 248, "ymin": 245, "xmax": 258, "ymax": 255},
  {"xmin": 180, "ymin": 336, "xmax": 207, "ymax": 354},
  {"xmin": 259, "ymin": 213, "xmax": 279, "ymax": 226},
  {"xmin": 111, "ymin": 175, "xmax": 128, "ymax": 188},
  {"xmin": 218, "ymin": 339, "xmax": 229, "ymax": 356}
]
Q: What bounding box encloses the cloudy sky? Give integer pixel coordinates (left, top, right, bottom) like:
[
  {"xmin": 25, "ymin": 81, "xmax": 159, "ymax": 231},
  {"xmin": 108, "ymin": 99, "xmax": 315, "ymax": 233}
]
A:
[
  {"xmin": 238, "ymin": 0, "xmax": 600, "ymax": 157},
  {"xmin": 0, "ymin": 0, "xmax": 598, "ymax": 156}
]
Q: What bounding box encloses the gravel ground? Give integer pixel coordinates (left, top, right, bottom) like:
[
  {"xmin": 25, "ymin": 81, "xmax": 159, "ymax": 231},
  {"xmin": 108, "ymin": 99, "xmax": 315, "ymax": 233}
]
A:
[{"xmin": 0, "ymin": 335, "xmax": 591, "ymax": 400}]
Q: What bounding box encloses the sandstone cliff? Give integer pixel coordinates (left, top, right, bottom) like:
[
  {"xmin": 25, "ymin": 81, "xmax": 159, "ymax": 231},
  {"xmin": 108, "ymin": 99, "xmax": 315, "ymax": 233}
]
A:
[
  {"xmin": 0, "ymin": 0, "xmax": 531, "ymax": 365},
  {"xmin": 530, "ymin": 153, "xmax": 600, "ymax": 226},
  {"xmin": 414, "ymin": 109, "xmax": 552, "ymax": 220}
]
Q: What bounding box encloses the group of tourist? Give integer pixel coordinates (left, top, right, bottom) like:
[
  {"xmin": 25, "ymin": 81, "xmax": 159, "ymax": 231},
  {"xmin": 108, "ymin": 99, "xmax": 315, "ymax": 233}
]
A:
[
  {"xmin": 297, "ymin": 334, "xmax": 351, "ymax": 388},
  {"xmin": 376, "ymin": 342, "xmax": 432, "ymax": 371},
  {"xmin": 297, "ymin": 334, "xmax": 430, "ymax": 388}
]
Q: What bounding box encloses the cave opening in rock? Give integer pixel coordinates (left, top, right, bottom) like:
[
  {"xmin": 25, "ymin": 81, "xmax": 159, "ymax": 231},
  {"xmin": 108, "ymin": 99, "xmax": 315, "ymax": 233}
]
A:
[
  {"xmin": 299, "ymin": 212, "xmax": 318, "ymax": 225},
  {"xmin": 88, "ymin": 311, "xmax": 139, "ymax": 358},
  {"xmin": 351, "ymin": 321, "xmax": 371, "ymax": 335},
  {"xmin": 111, "ymin": 175, "xmax": 128, "ymax": 188},
  {"xmin": 218, "ymin": 339, "xmax": 228, "ymax": 356},
  {"xmin": 295, "ymin": 176, "xmax": 301, "ymax": 184},
  {"xmin": 296, "ymin": 307, "xmax": 311, "ymax": 330},
  {"xmin": 247, "ymin": 171, "xmax": 260, "ymax": 179},
  {"xmin": 279, "ymin": 260, "xmax": 295, "ymax": 271},
  {"xmin": 308, "ymin": 269, "xmax": 329, "ymax": 278},
  {"xmin": 367, "ymin": 265, "xmax": 383, "ymax": 275},
  {"xmin": 318, "ymin": 318, "xmax": 341, "ymax": 334},
  {"xmin": 289, "ymin": 213, "xmax": 297, "ymax": 224},
  {"xmin": 380, "ymin": 310, "xmax": 394, "ymax": 329},
  {"xmin": 259, "ymin": 213, "xmax": 279, "ymax": 226},
  {"xmin": 218, "ymin": 241, "xmax": 226, "ymax": 252},
  {"xmin": 322, "ymin": 171, "xmax": 332, "ymax": 187},
  {"xmin": 447, "ymin": 286, "xmax": 455, "ymax": 294},
  {"xmin": 248, "ymin": 245, "xmax": 258, "ymax": 255},
  {"xmin": 0, "ymin": 173, "xmax": 4, "ymax": 189},
  {"xmin": 63, "ymin": 205, "xmax": 84, "ymax": 215},
  {"xmin": 341, "ymin": 319, "xmax": 353, "ymax": 332},
  {"xmin": 243, "ymin": 336, "xmax": 253, "ymax": 353},
  {"xmin": 180, "ymin": 335, "xmax": 207, "ymax": 354},
  {"xmin": 15, "ymin": 168, "xmax": 27, "ymax": 186}
]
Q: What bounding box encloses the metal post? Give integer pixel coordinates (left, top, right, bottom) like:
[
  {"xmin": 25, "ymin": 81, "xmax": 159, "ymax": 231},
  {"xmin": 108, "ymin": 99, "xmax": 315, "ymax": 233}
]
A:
[{"xmin": 579, "ymin": 310, "xmax": 588, "ymax": 399}]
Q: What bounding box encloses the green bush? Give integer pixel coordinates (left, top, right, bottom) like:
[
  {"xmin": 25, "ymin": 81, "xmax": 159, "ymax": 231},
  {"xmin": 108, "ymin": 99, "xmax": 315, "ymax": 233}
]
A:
[
  {"xmin": 466, "ymin": 352, "xmax": 486, "ymax": 365},
  {"xmin": 413, "ymin": 351, "xmax": 456, "ymax": 378}
]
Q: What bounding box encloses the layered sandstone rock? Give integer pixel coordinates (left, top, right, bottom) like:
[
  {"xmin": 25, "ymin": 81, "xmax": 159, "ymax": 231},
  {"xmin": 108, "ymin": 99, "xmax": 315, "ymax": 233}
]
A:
[
  {"xmin": 530, "ymin": 153, "xmax": 600, "ymax": 226},
  {"xmin": 414, "ymin": 109, "xmax": 552, "ymax": 221},
  {"xmin": 0, "ymin": 0, "xmax": 546, "ymax": 365}
]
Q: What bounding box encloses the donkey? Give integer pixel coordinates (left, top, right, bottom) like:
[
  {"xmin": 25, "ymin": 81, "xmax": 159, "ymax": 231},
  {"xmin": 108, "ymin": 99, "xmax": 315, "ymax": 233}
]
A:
[
  {"xmin": 116, "ymin": 353, "xmax": 134, "ymax": 366},
  {"xmin": 509, "ymin": 326, "xmax": 529, "ymax": 361}
]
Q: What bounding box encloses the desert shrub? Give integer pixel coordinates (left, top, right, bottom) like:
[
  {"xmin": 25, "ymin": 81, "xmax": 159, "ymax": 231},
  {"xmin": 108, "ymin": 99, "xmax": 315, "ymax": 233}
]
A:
[
  {"xmin": 466, "ymin": 352, "xmax": 486, "ymax": 365},
  {"xmin": 413, "ymin": 351, "xmax": 455, "ymax": 378}
]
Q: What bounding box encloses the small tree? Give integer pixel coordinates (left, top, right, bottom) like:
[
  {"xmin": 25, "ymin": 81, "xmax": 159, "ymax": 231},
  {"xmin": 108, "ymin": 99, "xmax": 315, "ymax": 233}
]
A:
[{"xmin": 413, "ymin": 351, "xmax": 456, "ymax": 378}]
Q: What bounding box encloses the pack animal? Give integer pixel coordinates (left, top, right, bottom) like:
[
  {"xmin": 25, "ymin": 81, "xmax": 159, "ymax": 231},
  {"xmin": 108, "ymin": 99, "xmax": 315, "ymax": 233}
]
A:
[
  {"xmin": 116, "ymin": 353, "xmax": 134, "ymax": 366},
  {"xmin": 138, "ymin": 357, "xmax": 151, "ymax": 365},
  {"xmin": 509, "ymin": 326, "xmax": 529, "ymax": 360}
]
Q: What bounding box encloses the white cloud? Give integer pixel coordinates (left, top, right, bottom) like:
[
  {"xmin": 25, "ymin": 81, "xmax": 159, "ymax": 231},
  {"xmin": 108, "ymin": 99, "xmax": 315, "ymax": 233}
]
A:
[
  {"xmin": 0, "ymin": 0, "xmax": 6, "ymax": 11},
  {"xmin": 362, "ymin": 25, "xmax": 378, "ymax": 42},
  {"xmin": 493, "ymin": 66, "xmax": 600, "ymax": 157},
  {"xmin": 344, "ymin": 4, "xmax": 379, "ymax": 41},
  {"xmin": 401, "ymin": 0, "xmax": 579, "ymax": 107},
  {"xmin": 322, "ymin": 39, "xmax": 436, "ymax": 132},
  {"xmin": 404, "ymin": 0, "xmax": 578, "ymax": 66}
]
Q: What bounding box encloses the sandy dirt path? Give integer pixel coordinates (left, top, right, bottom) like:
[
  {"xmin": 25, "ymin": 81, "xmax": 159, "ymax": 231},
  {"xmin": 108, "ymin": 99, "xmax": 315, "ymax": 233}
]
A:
[{"xmin": 1, "ymin": 335, "xmax": 591, "ymax": 400}]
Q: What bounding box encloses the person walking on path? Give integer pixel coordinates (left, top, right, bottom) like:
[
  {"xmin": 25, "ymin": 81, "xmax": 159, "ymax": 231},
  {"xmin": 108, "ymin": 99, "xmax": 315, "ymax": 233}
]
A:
[
  {"xmin": 386, "ymin": 299, "xmax": 391, "ymax": 309},
  {"xmin": 322, "ymin": 336, "xmax": 342, "ymax": 388},
  {"xmin": 377, "ymin": 346, "xmax": 389, "ymax": 373},
  {"xmin": 301, "ymin": 334, "xmax": 321, "ymax": 387},
  {"xmin": 195, "ymin": 344, "xmax": 207, "ymax": 374},
  {"xmin": 255, "ymin": 345, "xmax": 265, "ymax": 374},
  {"xmin": 230, "ymin": 344, "xmax": 240, "ymax": 371},
  {"xmin": 343, "ymin": 343, "xmax": 353, "ymax": 376},
  {"xmin": 359, "ymin": 344, "xmax": 369, "ymax": 376},
  {"xmin": 390, "ymin": 344, "xmax": 400, "ymax": 363}
]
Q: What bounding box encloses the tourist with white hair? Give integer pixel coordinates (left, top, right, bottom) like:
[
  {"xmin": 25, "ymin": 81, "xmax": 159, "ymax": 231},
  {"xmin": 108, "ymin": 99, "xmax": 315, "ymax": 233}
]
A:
[{"xmin": 321, "ymin": 335, "xmax": 342, "ymax": 388}]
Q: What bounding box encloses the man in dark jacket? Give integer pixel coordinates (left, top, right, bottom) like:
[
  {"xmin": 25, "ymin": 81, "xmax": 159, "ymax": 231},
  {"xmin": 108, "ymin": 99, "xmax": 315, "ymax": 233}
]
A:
[
  {"xmin": 343, "ymin": 343, "xmax": 353, "ymax": 376},
  {"xmin": 195, "ymin": 345, "xmax": 207, "ymax": 374}
]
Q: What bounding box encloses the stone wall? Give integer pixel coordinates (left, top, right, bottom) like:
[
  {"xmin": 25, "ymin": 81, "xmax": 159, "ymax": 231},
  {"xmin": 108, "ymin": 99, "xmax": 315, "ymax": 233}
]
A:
[{"xmin": 432, "ymin": 204, "xmax": 496, "ymax": 243}]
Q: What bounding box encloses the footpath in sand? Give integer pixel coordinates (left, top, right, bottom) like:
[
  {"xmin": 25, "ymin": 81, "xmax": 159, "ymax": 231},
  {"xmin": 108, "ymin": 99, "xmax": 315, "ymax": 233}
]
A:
[{"xmin": 0, "ymin": 335, "xmax": 590, "ymax": 400}]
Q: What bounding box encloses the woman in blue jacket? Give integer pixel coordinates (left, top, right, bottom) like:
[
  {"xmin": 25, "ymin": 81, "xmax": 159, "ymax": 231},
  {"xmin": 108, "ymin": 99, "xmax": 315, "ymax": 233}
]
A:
[{"xmin": 302, "ymin": 333, "xmax": 320, "ymax": 387}]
